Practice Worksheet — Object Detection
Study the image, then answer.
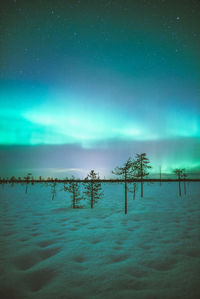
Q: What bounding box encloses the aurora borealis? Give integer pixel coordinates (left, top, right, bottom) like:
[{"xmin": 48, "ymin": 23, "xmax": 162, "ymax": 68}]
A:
[{"xmin": 0, "ymin": 0, "xmax": 200, "ymax": 177}]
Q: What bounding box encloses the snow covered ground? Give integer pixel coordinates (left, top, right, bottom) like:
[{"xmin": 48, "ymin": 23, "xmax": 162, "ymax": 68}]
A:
[{"xmin": 0, "ymin": 182, "xmax": 200, "ymax": 299}]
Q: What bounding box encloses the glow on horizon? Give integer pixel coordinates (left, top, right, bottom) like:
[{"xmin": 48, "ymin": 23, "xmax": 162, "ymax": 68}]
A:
[
  {"xmin": 152, "ymin": 161, "xmax": 200, "ymax": 174},
  {"xmin": 10, "ymin": 160, "xmax": 200, "ymax": 179}
]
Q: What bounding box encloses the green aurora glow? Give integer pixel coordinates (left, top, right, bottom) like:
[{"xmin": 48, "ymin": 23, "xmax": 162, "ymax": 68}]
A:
[{"xmin": 0, "ymin": 0, "xmax": 200, "ymax": 176}]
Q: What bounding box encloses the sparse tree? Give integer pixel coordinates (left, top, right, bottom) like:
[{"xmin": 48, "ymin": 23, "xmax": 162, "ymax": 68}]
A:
[
  {"xmin": 128, "ymin": 162, "xmax": 138, "ymax": 200},
  {"xmin": 133, "ymin": 153, "xmax": 151, "ymax": 197},
  {"xmin": 51, "ymin": 181, "xmax": 57, "ymax": 200},
  {"xmin": 181, "ymin": 168, "xmax": 187, "ymax": 195},
  {"xmin": 64, "ymin": 176, "xmax": 82, "ymax": 208},
  {"xmin": 24, "ymin": 173, "xmax": 32, "ymax": 193},
  {"xmin": 10, "ymin": 176, "xmax": 16, "ymax": 187},
  {"xmin": 112, "ymin": 157, "xmax": 132, "ymax": 214},
  {"xmin": 128, "ymin": 180, "xmax": 138, "ymax": 201},
  {"xmin": 173, "ymin": 168, "xmax": 183, "ymax": 197},
  {"xmin": 84, "ymin": 170, "xmax": 103, "ymax": 208},
  {"xmin": 31, "ymin": 176, "xmax": 34, "ymax": 185}
]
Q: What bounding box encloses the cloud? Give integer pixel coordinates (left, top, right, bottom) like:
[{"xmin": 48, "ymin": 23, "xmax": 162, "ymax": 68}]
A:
[{"xmin": 53, "ymin": 168, "xmax": 85, "ymax": 173}]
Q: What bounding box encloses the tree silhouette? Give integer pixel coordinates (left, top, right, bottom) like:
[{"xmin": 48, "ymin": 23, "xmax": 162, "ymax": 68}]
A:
[
  {"xmin": 181, "ymin": 168, "xmax": 187, "ymax": 195},
  {"xmin": 133, "ymin": 153, "xmax": 151, "ymax": 198},
  {"xmin": 51, "ymin": 181, "xmax": 57, "ymax": 200},
  {"xmin": 128, "ymin": 160, "xmax": 138, "ymax": 200},
  {"xmin": 173, "ymin": 168, "xmax": 183, "ymax": 196},
  {"xmin": 10, "ymin": 176, "xmax": 16, "ymax": 187},
  {"xmin": 128, "ymin": 180, "xmax": 138, "ymax": 200},
  {"xmin": 112, "ymin": 157, "xmax": 132, "ymax": 214},
  {"xmin": 84, "ymin": 170, "xmax": 103, "ymax": 208},
  {"xmin": 64, "ymin": 176, "xmax": 82, "ymax": 208},
  {"xmin": 24, "ymin": 173, "xmax": 32, "ymax": 193}
]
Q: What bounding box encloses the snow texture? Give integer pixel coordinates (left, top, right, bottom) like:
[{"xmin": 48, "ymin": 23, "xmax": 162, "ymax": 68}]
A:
[{"xmin": 0, "ymin": 182, "xmax": 200, "ymax": 299}]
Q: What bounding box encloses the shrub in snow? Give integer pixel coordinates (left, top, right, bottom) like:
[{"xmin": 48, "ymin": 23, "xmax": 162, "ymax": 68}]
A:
[
  {"xmin": 64, "ymin": 176, "xmax": 83, "ymax": 208},
  {"xmin": 84, "ymin": 170, "xmax": 103, "ymax": 208}
]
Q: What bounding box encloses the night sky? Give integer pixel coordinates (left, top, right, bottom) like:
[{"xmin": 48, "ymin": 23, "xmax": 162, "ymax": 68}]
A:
[{"xmin": 0, "ymin": 0, "xmax": 200, "ymax": 178}]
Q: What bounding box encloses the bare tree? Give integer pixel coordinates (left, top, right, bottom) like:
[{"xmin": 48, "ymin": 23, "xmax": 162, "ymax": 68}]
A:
[
  {"xmin": 129, "ymin": 161, "xmax": 139, "ymax": 200},
  {"xmin": 112, "ymin": 157, "xmax": 132, "ymax": 214},
  {"xmin": 181, "ymin": 169, "xmax": 187, "ymax": 195},
  {"xmin": 173, "ymin": 168, "xmax": 183, "ymax": 196},
  {"xmin": 128, "ymin": 180, "xmax": 138, "ymax": 201},
  {"xmin": 64, "ymin": 176, "xmax": 82, "ymax": 208},
  {"xmin": 84, "ymin": 170, "xmax": 103, "ymax": 208},
  {"xmin": 24, "ymin": 173, "xmax": 32, "ymax": 193},
  {"xmin": 133, "ymin": 153, "xmax": 151, "ymax": 198},
  {"xmin": 51, "ymin": 181, "xmax": 57, "ymax": 200}
]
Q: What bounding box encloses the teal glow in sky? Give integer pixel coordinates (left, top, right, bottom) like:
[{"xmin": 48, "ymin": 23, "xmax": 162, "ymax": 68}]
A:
[{"xmin": 0, "ymin": 0, "xmax": 200, "ymax": 176}]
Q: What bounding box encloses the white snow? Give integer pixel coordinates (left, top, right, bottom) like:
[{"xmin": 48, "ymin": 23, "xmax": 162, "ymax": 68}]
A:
[{"xmin": 0, "ymin": 182, "xmax": 200, "ymax": 299}]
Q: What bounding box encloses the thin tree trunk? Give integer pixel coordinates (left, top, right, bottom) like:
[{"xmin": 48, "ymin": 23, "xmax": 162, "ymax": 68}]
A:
[
  {"xmin": 52, "ymin": 183, "xmax": 56, "ymax": 200},
  {"xmin": 25, "ymin": 183, "xmax": 28, "ymax": 194},
  {"xmin": 184, "ymin": 180, "xmax": 186, "ymax": 195},
  {"xmin": 125, "ymin": 183, "xmax": 127, "ymax": 214},
  {"xmin": 124, "ymin": 171, "xmax": 127, "ymax": 214},
  {"xmin": 141, "ymin": 176, "xmax": 143, "ymax": 198},
  {"xmin": 178, "ymin": 178, "xmax": 181, "ymax": 197},
  {"xmin": 141, "ymin": 160, "xmax": 143, "ymax": 198},
  {"xmin": 72, "ymin": 185, "xmax": 75, "ymax": 208},
  {"xmin": 91, "ymin": 182, "xmax": 93, "ymax": 208},
  {"xmin": 133, "ymin": 183, "xmax": 136, "ymax": 200}
]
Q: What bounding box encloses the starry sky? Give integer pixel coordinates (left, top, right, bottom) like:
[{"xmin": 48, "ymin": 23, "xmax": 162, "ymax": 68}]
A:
[{"xmin": 0, "ymin": 0, "xmax": 200, "ymax": 178}]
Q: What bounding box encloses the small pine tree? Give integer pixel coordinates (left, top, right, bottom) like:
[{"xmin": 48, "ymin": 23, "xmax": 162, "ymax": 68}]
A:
[
  {"xmin": 51, "ymin": 181, "xmax": 57, "ymax": 200},
  {"xmin": 128, "ymin": 160, "xmax": 138, "ymax": 200},
  {"xmin": 112, "ymin": 157, "xmax": 132, "ymax": 214},
  {"xmin": 64, "ymin": 176, "xmax": 82, "ymax": 208},
  {"xmin": 133, "ymin": 153, "xmax": 151, "ymax": 198},
  {"xmin": 84, "ymin": 170, "xmax": 103, "ymax": 208},
  {"xmin": 173, "ymin": 168, "xmax": 183, "ymax": 197},
  {"xmin": 24, "ymin": 173, "xmax": 32, "ymax": 194}
]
